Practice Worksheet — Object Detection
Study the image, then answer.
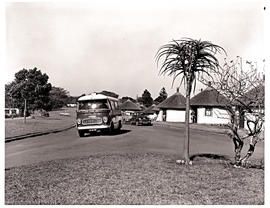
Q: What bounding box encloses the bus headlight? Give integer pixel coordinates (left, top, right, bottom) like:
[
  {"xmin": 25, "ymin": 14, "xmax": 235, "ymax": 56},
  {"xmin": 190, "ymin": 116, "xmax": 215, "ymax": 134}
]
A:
[
  {"xmin": 77, "ymin": 119, "xmax": 81, "ymax": 124},
  {"xmin": 102, "ymin": 116, "xmax": 108, "ymax": 123}
]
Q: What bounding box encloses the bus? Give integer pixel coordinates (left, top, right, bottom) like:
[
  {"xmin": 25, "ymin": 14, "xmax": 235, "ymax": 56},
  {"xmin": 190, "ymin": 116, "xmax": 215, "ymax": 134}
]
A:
[{"xmin": 76, "ymin": 93, "xmax": 123, "ymax": 137}]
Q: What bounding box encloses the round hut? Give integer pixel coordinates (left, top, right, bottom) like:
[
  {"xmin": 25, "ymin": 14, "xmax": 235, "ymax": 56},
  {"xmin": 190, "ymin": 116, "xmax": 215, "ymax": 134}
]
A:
[
  {"xmin": 190, "ymin": 87, "xmax": 230, "ymax": 124},
  {"xmin": 156, "ymin": 88, "xmax": 186, "ymax": 122}
]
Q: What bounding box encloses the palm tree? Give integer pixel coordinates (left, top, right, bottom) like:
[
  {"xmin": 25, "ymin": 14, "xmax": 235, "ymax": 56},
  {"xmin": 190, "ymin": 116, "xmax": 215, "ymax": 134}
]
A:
[{"xmin": 156, "ymin": 38, "xmax": 226, "ymax": 164}]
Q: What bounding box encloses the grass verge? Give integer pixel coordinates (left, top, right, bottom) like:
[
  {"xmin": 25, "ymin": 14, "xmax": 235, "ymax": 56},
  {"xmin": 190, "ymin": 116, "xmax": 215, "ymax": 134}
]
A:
[
  {"xmin": 5, "ymin": 153, "xmax": 264, "ymax": 205},
  {"xmin": 5, "ymin": 108, "xmax": 76, "ymax": 138}
]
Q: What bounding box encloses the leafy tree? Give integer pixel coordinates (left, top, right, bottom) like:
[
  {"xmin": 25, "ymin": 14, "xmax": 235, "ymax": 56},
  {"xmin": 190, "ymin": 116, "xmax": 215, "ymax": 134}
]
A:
[
  {"xmin": 200, "ymin": 57, "xmax": 264, "ymax": 167},
  {"xmin": 5, "ymin": 82, "xmax": 16, "ymax": 108},
  {"xmin": 66, "ymin": 96, "xmax": 78, "ymax": 104},
  {"xmin": 141, "ymin": 89, "xmax": 153, "ymax": 108},
  {"xmin": 49, "ymin": 86, "xmax": 70, "ymax": 110},
  {"xmin": 156, "ymin": 38, "xmax": 226, "ymax": 164},
  {"xmin": 9, "ymin": 68, "xmax": 52, "ymax": 123},
  {"xmin": 154, "ymin": 87, "xmax": 168, "ymax": 104}
]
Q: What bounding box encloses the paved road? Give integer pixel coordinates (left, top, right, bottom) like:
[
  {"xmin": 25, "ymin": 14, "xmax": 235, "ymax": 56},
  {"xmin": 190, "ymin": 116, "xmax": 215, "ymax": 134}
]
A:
[{"xmin": 5, "ymin": 125, "xmax": 264, "ymax": 168}]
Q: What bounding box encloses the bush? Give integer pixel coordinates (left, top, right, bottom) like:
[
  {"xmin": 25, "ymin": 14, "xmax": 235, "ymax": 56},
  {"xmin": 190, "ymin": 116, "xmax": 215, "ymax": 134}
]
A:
[{"xmin": 41, "ymin": 111, "xmax": 49, "ymax": 117}]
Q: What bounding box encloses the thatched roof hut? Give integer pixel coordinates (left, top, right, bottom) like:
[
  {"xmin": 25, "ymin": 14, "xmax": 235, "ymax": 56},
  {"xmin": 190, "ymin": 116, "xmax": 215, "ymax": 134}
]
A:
[
  {"xmin": 157, "ymin": 89, "xmax": 186, "ymax": 109},
  {"xmin": 120, "ymin": 99, "xmax": 141, "ymax": 111},
  {"xmin": 190, "ymin": 87, "xmax": 230, "ymax": 125}
]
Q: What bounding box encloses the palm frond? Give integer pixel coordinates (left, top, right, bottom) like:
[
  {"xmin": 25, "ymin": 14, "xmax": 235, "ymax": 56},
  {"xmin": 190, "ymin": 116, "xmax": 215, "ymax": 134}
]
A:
[{"xmin": 156, "ymin": 38, "xmax": 226, "ymax": 94}]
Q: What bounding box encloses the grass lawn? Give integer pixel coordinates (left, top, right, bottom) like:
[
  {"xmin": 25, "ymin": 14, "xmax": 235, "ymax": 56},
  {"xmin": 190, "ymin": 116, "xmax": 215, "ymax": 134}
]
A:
[
  {"xmin": 5, "ymin": 108, "xmax": 76, "ymax": 138},
  {"xmin": 5, "ymin": 152, "xmax": 264, "ymax": 205}
]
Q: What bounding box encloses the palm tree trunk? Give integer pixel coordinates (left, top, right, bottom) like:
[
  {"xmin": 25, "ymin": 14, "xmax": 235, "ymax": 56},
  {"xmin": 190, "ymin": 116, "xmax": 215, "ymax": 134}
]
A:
[{"xmin": 183, "ymin": 81, "xmax": 191, "ymax": 163}]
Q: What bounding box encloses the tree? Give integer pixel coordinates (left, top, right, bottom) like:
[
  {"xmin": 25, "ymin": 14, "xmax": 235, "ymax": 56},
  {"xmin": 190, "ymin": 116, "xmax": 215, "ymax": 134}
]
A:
[
  {"xmin": 5, "ymin": 82, "xmax": 16, "ymax": 108},
  {"xmin": 156, "ymin": 38, "xmax": 226, "ymax": 164},
  {"xmin": 66, "ymin": 96, "xmax": 78, "ymax": 104},
  {"xmin": 154, "ymin": 87, "xmax": 168, "ymax": 104},
  {"xmin": 49, "ymin": 86, "xmax": 70, "ymax": 110},
  {"xmin": 141, "ymin": 89, "xmax": 154, "ymax": 108},
  {"xmin": 200, "ymin": 57, "xmax": 264, "ymax": 167},
  {"xmin": 9, "ymin": 68, "xmax": 52, "ymax": 123}
]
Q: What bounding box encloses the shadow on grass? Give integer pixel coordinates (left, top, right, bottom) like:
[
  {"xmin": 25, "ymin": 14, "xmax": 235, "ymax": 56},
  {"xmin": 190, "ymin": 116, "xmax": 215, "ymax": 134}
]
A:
[
  {"xmin": 190, "ymin": 153, "xmax": 230, "ymax": 161},
  {"xmin": 190, "ymin": 153, "xmax": 264, "ymax": 170}
]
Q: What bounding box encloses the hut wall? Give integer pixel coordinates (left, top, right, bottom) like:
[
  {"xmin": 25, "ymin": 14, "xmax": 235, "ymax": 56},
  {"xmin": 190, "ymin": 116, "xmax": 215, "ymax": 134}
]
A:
[
  {"xmin": 166, "ymin": 110, "xmax": 185, "ymax": 122},
  {"xmin": 197, "ymin": 107, "xmax": 230, "ymax": 124},
  {"xmin": 156, "ymin": 111, "xmax": 163, "ymax": 121}
]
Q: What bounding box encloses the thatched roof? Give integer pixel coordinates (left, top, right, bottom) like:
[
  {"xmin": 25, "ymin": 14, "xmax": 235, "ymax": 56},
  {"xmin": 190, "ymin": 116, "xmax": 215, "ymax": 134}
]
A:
[
  {"xmin": 157, "ymin": 92, "xmax": 186, "ymax": 109},
  {"xmin": 190, "ymin": 87, "xmax": 229, "ymax": 107},
  {"xmin": 120, "ymin": 99, "xmax": 141, "ymax": 111},
  {"xmin": 143, "ymin": 104, "xmax": 159, "ymax": 114}
]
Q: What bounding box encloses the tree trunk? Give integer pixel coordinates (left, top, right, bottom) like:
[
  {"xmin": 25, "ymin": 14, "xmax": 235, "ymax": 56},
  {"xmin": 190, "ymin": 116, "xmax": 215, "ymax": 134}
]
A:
[
  {"xmin": 24, "ymin": 98, "xmax": 27, "ymax": 124},
  {"xmin": 183, "ymin": 81, "xmax": 191, "ymax": 163},
  {"xmin": 233, "ymin": 137, "xmax": 243, "ymax": 165},
  {"xmin": 240, "ymin": 135, "xmax": 258, "ymax": 165},
  {"xmin": 239, "ymin": 109, "xmax": 245, "ymax": 129}
]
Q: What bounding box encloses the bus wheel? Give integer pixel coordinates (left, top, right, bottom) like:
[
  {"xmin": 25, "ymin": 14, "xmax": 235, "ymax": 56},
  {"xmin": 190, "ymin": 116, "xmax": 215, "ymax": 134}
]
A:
[
  {"xmin": 117, "ymin": 121, "xmax": 122, "ymax": 132},
  {"xmin": 78, "ymin": 130, "xmax": 85, "ymax": 137},
  {"xmin": 109, "ymin": 122, "xmax": 114, "ymax": 134}
]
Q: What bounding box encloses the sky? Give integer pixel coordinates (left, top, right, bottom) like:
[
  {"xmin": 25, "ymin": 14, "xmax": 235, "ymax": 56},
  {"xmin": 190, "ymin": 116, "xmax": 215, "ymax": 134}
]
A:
[{"xmin": 4, "ymin": 0, "xmax": 266, "ymax": 99}]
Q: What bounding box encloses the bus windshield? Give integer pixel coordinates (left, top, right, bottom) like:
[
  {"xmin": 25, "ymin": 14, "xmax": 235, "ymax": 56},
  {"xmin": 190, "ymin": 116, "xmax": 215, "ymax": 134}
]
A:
[{"xmin": 78, "ymin": 99, "xmax": 109, "ymax": 110}]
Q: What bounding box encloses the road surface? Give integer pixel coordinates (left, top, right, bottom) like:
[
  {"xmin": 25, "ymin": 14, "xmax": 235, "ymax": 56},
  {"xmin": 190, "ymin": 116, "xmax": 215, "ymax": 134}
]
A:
[{"xmin": 5, "ymin": 125, "xmax": 264, "ymax": 168}]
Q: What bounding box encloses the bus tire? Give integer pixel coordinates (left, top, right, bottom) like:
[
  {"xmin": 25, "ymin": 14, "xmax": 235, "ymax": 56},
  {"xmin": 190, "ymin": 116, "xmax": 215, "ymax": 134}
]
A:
[
  {"xmin": 117, "ymin": 121, "xmax": 122, "ymax": 132},
  {"xmin": 109, "ymin": 122, "xmax": 114, "ymax": 134},
  {"xmin": 78, "ymin": 130, "xmax": 85, "ymax": 137}
]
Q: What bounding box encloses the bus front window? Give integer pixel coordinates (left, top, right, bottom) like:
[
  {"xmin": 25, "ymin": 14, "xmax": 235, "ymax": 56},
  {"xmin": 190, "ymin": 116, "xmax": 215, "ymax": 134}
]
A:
[{"xmin": 78, "ymin": 100, "xmax": 109, "ymax": 110}]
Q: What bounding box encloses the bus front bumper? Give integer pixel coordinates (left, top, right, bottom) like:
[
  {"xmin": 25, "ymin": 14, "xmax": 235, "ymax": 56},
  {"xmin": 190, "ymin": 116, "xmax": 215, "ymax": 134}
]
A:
[{"xmin": 77, "ymin": 125, "xmax": 110, "ymax": 131}]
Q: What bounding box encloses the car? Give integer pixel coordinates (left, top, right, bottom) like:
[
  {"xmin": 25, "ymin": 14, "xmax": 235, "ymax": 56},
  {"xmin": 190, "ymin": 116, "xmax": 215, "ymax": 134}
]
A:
[{"xmin": 130, "ymin": 114, "xmax": 152, "ymax": 126}]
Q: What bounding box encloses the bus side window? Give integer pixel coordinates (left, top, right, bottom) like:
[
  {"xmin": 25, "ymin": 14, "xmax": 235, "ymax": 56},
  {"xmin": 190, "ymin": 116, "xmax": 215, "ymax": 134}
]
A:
[
  {"xmin": 110, "ymin": 100, "xmax": 115, "ymax": 110},
  {"xmin": 115, "ymin": 101, "xmax": 119, "ymax": 110}
]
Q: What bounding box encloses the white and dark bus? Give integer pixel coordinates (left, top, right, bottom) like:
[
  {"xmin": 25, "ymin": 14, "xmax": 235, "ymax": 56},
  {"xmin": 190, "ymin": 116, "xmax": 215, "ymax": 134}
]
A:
[{"xmin": 76, "ymin": 93, "xmax": 123, "ymax": 137}]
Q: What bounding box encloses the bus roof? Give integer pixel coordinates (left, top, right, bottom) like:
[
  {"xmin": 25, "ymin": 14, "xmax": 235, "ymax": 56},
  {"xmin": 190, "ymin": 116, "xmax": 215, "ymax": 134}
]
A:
[{"xmin": 78, "ymin": 93, "xmax": 118, "ymax": 102}]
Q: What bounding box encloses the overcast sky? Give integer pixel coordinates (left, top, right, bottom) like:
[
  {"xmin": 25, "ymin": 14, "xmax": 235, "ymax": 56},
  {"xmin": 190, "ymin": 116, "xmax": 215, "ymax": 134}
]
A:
[{"xmin": 5, "ymin": 0, "xmax": 265, "ymax": 98}]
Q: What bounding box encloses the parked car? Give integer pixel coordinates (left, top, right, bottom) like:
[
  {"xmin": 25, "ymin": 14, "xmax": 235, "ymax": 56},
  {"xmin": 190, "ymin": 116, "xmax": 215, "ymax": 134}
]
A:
[{"xmin": 130, "ymin": 114, "xmax": 152, "ymax": 126}]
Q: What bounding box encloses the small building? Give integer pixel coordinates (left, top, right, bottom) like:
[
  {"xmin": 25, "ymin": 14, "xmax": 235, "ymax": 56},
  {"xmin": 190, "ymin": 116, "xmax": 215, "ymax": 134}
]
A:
[
  {"xmin": 190, "ymin": 87, "xmax": 230, "ymax": 124},
  {"xmin": 120, "ymin": 99, "xmax": 141, "ymax": 122},
  {"xmin": 5, "ymin": 108, "xmax": 20, "ymax": 117},
  {"xmin": 156, "ymin": 89, "xmax": 186, "ymax": 122}
]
